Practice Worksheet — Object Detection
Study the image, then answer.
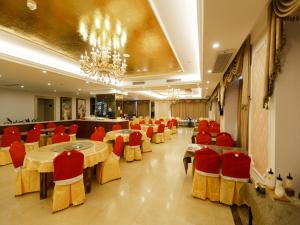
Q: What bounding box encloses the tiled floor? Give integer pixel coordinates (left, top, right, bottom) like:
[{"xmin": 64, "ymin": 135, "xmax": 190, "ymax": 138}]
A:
[{"xmin": 0, "ymin": 127, "xmax": 234, "ymax": 225}]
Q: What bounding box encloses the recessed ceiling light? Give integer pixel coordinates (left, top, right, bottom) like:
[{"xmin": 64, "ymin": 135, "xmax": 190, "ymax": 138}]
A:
[
  {"xmin": 212, "ymin": 42, "xmax": 220, "ymax": 49},
  {"xmin": 137, "ymin": 69, "xmax": 141, "ymax": 72},
  {"xmin": 208, "ymin": 70, "xmax": 212, "ymax": 74},
  {"xmin": 42, "ymin": 70, "xmax": 47, "ymax": 74},
  {"xmin": 85, "ymin": 81, "xmax": 89, "ymax": 84},
  {"xmin": 47, "ymin": 82, "xmax": 51, "ymax": 86},
  {"xmin": 20, "ymin": 85, "xmax": 24, "ymax": 88},
  {"xmin": 206, "ymin": 81, "xmax": 210, "ymax": 84},
  {"xmin": 78, "ymin": 88, "xmax": 82, "ymax": 91},
  {"xmin": 206, "ymin": 87, "xmax": 208, "ymax": 90},
  {"xmin": 53, "ymin": 89, "xmax": 57, "ymax": 92}
]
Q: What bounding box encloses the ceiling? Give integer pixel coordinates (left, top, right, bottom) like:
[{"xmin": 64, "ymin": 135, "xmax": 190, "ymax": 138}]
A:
[{"xmin": 0, "ymin": 0, "xmax": 270, "ymax": 100}]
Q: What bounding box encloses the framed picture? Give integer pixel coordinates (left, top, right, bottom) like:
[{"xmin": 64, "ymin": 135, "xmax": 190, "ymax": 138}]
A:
[
  {"xmin": 76, "ymin": 98, "xmax": 86, "ymax": 119},
  {"xmin": 60, "ymin": 97, "xmax": 72, "ymax": 120}
]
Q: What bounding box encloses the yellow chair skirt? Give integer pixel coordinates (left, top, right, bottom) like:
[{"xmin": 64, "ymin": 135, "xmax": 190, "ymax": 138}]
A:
[
  {"xmin": 171, "ymin": 126, "xmax": 177, "ymax": 134},
  {"xmin": 52, "ymin": 179, "xmax": 85, "ymax": 212},
  {"xmin": 0, "ymin": 147, "xmax": 12, "ymax": 165},
  {"xmin": 69, "ymin": 134, "xmax": 76, "ymax": 142},
  {"xmin": 192, "ymin": 172, "xmax": 220, "ymax": 202},
  {"xmin": 124, "ymin": 145, "xmax": 142, "ymax": 162},
  {"xmin": 164, "ymin": 129, "xmax": 172, "ymax": 140},
  {"xmin": 96, "ymin": 153, "xmax": 121, "ymax": 184},
  {"xmin": 152, "ymin": 133, "xmax": 164, "ymax": 144},
  {"xmin": 141, "ymin": 139, "xmax": 152, "ymax": 153},
  {"xmin": 15, "ymin": 169, "xmax": 40, "ymax": 196},
  {"xmin": 220, "ymin": 177, "xmax": 247, "ymax": 206}
]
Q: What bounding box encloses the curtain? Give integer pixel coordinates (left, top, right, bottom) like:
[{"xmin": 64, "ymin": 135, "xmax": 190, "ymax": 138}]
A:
[
  {"xmin": 137, "ymin": 100, "xmax": 150, "ymax": 117},
  {"xmin": 123, "ymin": 101, "xmax": 136, "ymax": 115},
  {"xmin": 264, "ymin": 0, "xmax": 300, "ymax": 108},
  {"xmin": 171, "ymin": 100, "xmax": 207, "ymax": 120}
]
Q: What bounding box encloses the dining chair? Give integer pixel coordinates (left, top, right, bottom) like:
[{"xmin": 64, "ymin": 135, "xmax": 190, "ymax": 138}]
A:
[
  {"xmin": 90, "ymin": 131, "xmax": 105, "ymax": 142},
  {"xmin": 192, "ymin": 147, "xmax": 220, "ymax": 201},
  {"xmin": 216, "ymin": 132, "xmax": 234, "ymax": 147},
  {"xmin": 54, "ymin": 125, "xmax": 65, "ymax": 134},
  {"xmin": 25, "ymin": 129, "xmax": 40, "ymax": 152},
  {"xmin": 47, "ymin": 122, "xmax": 56, "ymax": 129},
  {"xmin": 142, "ymin": 126, "xmax": 153, "ymax": 153},
  {"xmin": 171, "ymin": 118, "xmax": 177, "ymax": 133},
  {"xmin": 152, "ymin": 124, "xmax": 165, "ymax": 144},
  {"xmin": 154, "ymin": 120, "xmax": 161, "ymax": 125},
  {"xmin": 195, "ymin": 131, "xmax": 212, "ymax": 145},
  {"xmin": 52, "ymin": 133, "xmax": 70, "ymax": 144},
  {"xmin": 112, "ymin": 124, "xmax": 122, "ymax": 131},
  {"xmin": 97, "ymin": 135, "xmax": 124, "ymax": 184},
  {"xmin": 124, "ymin": 131, "xmax": 142, "ymax": 162},
  {"xmin": 199, "ymin": 120, "xmax": 209, "ymax": 128},
  {"xmin": 148, "ymin": 119, "xmax": 153, "ymax": 124},
  {"xmin": 209, "ymin": 122, "xmax": 220, "ymax": 134},
  {"xmin": 0, "ymin": 132, "xmax": 22, "ymax": 165},
  {"xmin": 3, "ymin": 126, "xmax": 19, "ymax": 135},
  {"xmin": 95, "ymin": 126, "xmax": 105, "ymax": 135},
  {"xmin": 68, "ymin": 124, "xmax": 78, "ymax": 142},
  {"xmin": 34, "ymin": 123, "xmax": 45, "ymax": 132},
  {"xmin": 131, "ymin": 124, "xmax": 141, "ymax": 130},
  {"xmin": 52, "ymin": 150, "xmax": 85, "ymax": 212},
  {"xmin": 220, "ymin": 152, "xmax": 251, "ymax": 206},
  {"xmin": 9, "ymin": 141, "xmax": 40, "ymax": 196}
]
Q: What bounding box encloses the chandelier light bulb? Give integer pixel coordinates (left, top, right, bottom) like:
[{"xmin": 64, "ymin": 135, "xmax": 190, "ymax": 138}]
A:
[
  {"xmin": 116, "ymin": 21, "xmax": 122, "ymax": 35},
  {"xmin": 95, "ymin": 17, "xmax": 101, "ymax": 29},
  {"xmin": 104, "ymin": 17, "xmax": 110, "ymax": 31}
]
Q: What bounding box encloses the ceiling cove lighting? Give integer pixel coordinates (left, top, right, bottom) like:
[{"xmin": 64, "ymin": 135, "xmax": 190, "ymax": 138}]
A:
[
  {"xmin": 212, "ymin": 42, "xmax": 220, "ymax": 49},
  {"xmin": 136, "ymin": 91, "xmax": 166, "ymax": 100}
]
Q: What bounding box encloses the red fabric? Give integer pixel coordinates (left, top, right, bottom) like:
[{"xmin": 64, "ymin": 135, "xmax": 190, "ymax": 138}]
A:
[
  {"xmin": 113, "ymin": 136, "xmax": 124, "ymax": 157},
  {"xmin": 167, "ymin": 121, "xmax": 173, "ymax": 129},
  {"xmin": 146, "ymin": 126, "xmax": 154, "ymax": 139},
  {"xmin": 171, "ymin": 119, "xmax": 177, "ymax": 127},
  {"xmin": 1, "ymin": 132, "xmax": 21, "ymax": 147},
  {"xmin": 54, "ymin": 125, "xmax": 65, "ymax": 134},
  {"xmin": 68, "ymin": 124, "xmax": 78, "ymax": 135},
  {"xmin": 52, "ymin": 133, "xmax": 70, "ymax": 144},
  {"xmin": 95, "ymin": 127, "xmax": 105, "ymax": 135},
  {"xmin": 34, "ymin": 123, "xmax": 44, "ymax": 131},
  {"xmin": 53, "ymin": 150, "xmax": 84, "ymax": 181},
  {"xmin": 47, "ymin": 122, "xmax": 56, "ymax": 129},
  {"xmin": 128, "ymin": 131, "xmax": 142, "ymax": 146},
  {"xmin": 9, "ymin": 141, "xmax": 26, "ymax": 168},
  {"xmin": 148, "ymin": 119, "xmax": 153, "ymax": 124},
  {"xmin": 195, "ymin": 147, "xmax": 220, "ymax": 174},
  {"xmin": 3, "ymin": 126, "xmax": 19, "ymax": 135},
  {"xmin": 209, "ymin": 121, "xmax": 218, "ymax": 126},
  {"xmin": 112, "ymin": 124, "xmax": 122, "ymax": 131},
  {"xmin": 199, "ymin": 120, "xmax": 208, "ymax": 127},
  {"xmin": 154, "ymin": 120, "xmax": 161, "ymax": 125},
  {"xmin": 159, "ymin": 118, "xmax": 164, "ymax": 122},
  {"xmin": 195, "ymin": 131, "xmax": 212, "ymax": 145},
  {"xmin": 216, "ymin": 132, "xmax": 234, "ymax": 147},
  {"xmin": 157, "ymin": 124, "xmax": 165, "ymax": 133},
  {"xmin": 221, "ymin": 152, "xmax": 251, "ymax": 179},
  {"xmin": 131, "ymin": 124, "xmax": 141, "ymax": 130},
  {"xmin": 90, "ymin": 131, "xmax": 105, "ymax": 141},
  {"xmin": 139, "ymin": 120, "xmax": 145, "ymax": 125},
  {"xmin": 198, "ymin": 126, "xmax": 209, "ymax": 133},
  {"xmin": 26, "ymin": 129, "xmax": 40, "ymax": 143},
  {"xmin": 209, "ymin": 124, "xmax": 220, "ymax": 134}
]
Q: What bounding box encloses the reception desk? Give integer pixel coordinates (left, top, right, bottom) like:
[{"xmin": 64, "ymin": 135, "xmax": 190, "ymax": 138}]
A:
[{"xmin": 0, "ymin": 119, "xmax": 129, "ymax": 139}]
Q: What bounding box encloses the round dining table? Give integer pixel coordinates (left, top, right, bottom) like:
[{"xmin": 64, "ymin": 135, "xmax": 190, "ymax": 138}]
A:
[
  {"xmin": 23, "ymin": 140, "xmax": 109, "ymax": 199},
  {"xmin": 105, "ymin": 129, "xmax": 147, "ymax": 142},
  {"xmin": 140, "ymin": 124, "xmax": 159, "ymax": 133}
]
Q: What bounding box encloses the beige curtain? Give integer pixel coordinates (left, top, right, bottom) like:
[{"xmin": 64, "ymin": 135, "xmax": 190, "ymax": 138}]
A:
[
  {"xmin": 137, "ymin": 100, "xmax": 150, "ymax": 117},
  {"xmin": 171, "ymin": 100, "xmax": 207, "ymax": 119},
  {"xmin": 264, "ymin": 0, "xmax": 300, "ymax": 108},
  {"xmin": 123, "ymin": 101, "xmax": 136, "ymax": 115}
]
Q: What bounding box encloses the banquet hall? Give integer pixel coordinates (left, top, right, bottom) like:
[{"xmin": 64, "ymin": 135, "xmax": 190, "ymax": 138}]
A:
[{"xmin": 0, "ymin": 0, "xmax": 300, "ymax": 225}]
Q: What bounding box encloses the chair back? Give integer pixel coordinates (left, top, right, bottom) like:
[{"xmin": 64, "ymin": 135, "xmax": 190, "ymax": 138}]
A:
[
  {"xmin": 54, "ymin": 125, "xmax": 65, "ymax": 134},
  {"xmin": 195, "ymin": 147, "xmax": 220, "ymax": 175},
  {"xmin": 112, "ymin": 124, "xmax": 122, "ymax": 131},
  {"xmin": 154, "ymin": 120, "xmax": 161, "ymax": 125},
  {"xmin": 34, "ymin": 123, "xmax": 44, "ymax": 132},
  {"xmin": 198, "ymin": 125, "xmax": 209, "ymax": 133},
  {"xmin": 3, "ymin": 126, "xmax": 19, "ymax": 135},
  {"xmin": 52, "ymin": 133, "xmax": 70, "ymax": 144},
  {"xmin": 113, "ymin": 136, "xmax": 124, "ymax": 157},
  {"xmin": 133, "ymin": 124, "xmax": 141, "ymax": 130},
  {"xmin": 171, "ymin": 119, "xmax": 177, "ymax": 127},
  {"xmin": 146, "ymin": 126, "xmax": 154, "ymax": 139},
  {"xmin": 221, "ymin": 152, "xmax": 251, "ymax": 180},
  {"xmin": 216, "ymin": 132, "xmax": 234, "ymax": 147},
  {"xmin": 90, "ymin": 131, "xmax": 105, "ymax": 141},
  {"xmin": 95, "ymin": 127, "xmax": 105, "ymax": 135},
  {"xmin": 26, "ymin": 129, "xmax": 40, "ymax": 143},
  {"xmin": 128, "ymin": 131, "xmax": 142, "ymax": 146},
  {"xmin": 68, "ymin": 124, "xmax": 78, "ymax": 135},
  {"xmin": 159, "ymin": 118, "xmax": 164, "ymax": 122},
  {"xmin": 53, "ymin": 150, "xmax": 84, "ymax": 183},
  {"xmin": 199, "ymin": 120, "xmax": 208, "ymax": 127},
  {"xmin": 157, "ymin": 124, "xmax": 165, "ymax": 133},
  {"xmin": 148, "ymin": 119, "xmax": 153, "ymax": 124},
  {"xmin": 139, "ymin": 120, "xmax": 145, "ymax": 125},
  {"xmin": 47, "ymin": 122, "xmax": 56, "ymax": 129},
  {"xmin": 1, "ymin": 132, "xmax": 21, "ymax": 147},
  {"xmin": 209, "ymin": 123, "xmax": 220, "ymax": 134},
  {"xmin": 9, "ymin": 141, "xmax": 26, "ymax": 169},
  {"xmin": 195, "ymin": 131, "xmax": 212, "ymax": 145},
  {"xmin": 167, "ymin": 120, "xmax": 173, "ymax": 129}
]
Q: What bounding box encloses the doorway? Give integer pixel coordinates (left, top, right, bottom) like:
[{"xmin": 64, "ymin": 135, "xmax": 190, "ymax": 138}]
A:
[{"xmin": 36, "ymin": 98, "xmax": 55, "ymax": 121}]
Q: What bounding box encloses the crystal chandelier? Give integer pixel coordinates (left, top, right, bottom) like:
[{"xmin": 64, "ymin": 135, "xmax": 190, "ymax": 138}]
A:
[
  {"xmin": 78, "ymin": 12, "xmax": 129, "ymax": 85},
  {"xmin": 167, "ymin": 88, "xmax": 180, "ymax": 103}
]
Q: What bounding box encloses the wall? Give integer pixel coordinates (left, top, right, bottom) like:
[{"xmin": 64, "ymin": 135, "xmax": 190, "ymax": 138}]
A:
[
  {"xmin": 154, "ymin": 101, "xmax": 171, "ymax": 119},
  {"xmin": 0, "ymin": 88, "xmax": 90, "ymax": 123}
]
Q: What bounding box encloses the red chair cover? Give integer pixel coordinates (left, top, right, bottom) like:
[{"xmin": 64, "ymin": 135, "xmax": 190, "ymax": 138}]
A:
[
  {"xmin": 198, "ymin": 126, "xmax": 209, "ymax": 133},
  {"xmin": 26, "ymin": 129, "xmax": 40, "ymax": 143},
  {"xmin": 171, "ymin": 119, "xmax": 177, "ymax": 127},
  {"xmin": 195, "ymin": 147, "xmax": 220, "ymax": 175},
  {"xmin": 209, "ymin": 124, "xmax": 220, "ymax": 134},
  {"xmin": 90, "ymin": 131, "xmax": 105, "ymax": 141},
  {"xmin": 113, "ymin": 136, "xmax": 124, "ymax": 157},
  {"xmin": 112, "ymin": 124, "xmax": 122, "ymax": 131},
  {"xmin": 154, "ymin": 120, "xmax": 161, "ymax": 125},
  {"xmin": 148, "ymin": 119, "xmax": 153, "ymax": 124},
  {"xmin": 209, "ymin": 120, "xmax": 218, "ymax": 126},
  {"xmin": 34, "ymin": 123, "xmax": 44, "ymax": 131},
  {"xmin": 132, "ymin": 124, "xmax": 141, "ymax": 130},
  {"xmin": 221, "ymin": 152, "xmax": 251, "ymax": 179},
  {"xmin": 3, "ymin": 126, "xmax": 19, "ymax": 135},
  {"xmin": 1, "ymin": 132, "xmax": 21, "ymax": 147},
  {"xmin": 9, "ymin": 141, "xmax": 26, "ymax": 168},
  {"xmin": 195, "ymin": 131, "xmax": 212, "ymax": 145},
  {"xmin": 159, "ymin": 118, "xmax": 164, "ymax": 122},
  {"xmin": 139, "ymin": 120, "xmax": 145, "ymax": 125},
  {"xmin": 54, "ymin": 125, "xmax": 65, "ymax": 134},
  {"xmin": 68, "ymin": 124, "xmax": 78, "ymax": 135},
  {"xmin": 146, "ymin": 126, "xmax": 154, "ymax": 139},
  {"xmin": 52, "ymin": 133, "xmax": 70, "ymax": 144},
  {"xmin": 199, "ymin": 120, "xmax": 208, "ymax": 127},
  {"xmin": 157, "ymin": 124, "xmax": 165, "ymax": 133},
  {"xmin": 128, "ymin": 131, "xmax": 142, "ymax": 146},
  {"xmin": 95, "ymin": 127, "xmax": 105, "ymax": 135},
  {"xmin": 53, "ymin": 150, "xmax": 84, "ymax": 181},
  {"xmin": 216, "ymin": 132, "xmax": 234, "ymax": 147},
  {"xmin": 47, "ymin": 122, "xmax": 56, "ymax": 129},
  {"xmin": 167, "ymin": 121, "xmax": 173, "ymax": 129}
]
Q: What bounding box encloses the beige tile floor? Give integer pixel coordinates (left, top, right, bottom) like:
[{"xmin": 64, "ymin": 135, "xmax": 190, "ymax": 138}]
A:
[{"xmin": 0, "ymin": 127, "xmax": 234, "ymax": 225}]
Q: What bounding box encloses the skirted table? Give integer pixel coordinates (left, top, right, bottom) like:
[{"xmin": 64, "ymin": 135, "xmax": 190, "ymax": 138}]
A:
[
  {"xmin": 23, "ymin": 140, "xmax": 109, "ymax": 199},
  {"xmin": 105, "ymin": 129, "xmax": 147, "ymax": 142},
  {"xmin": 140, "ymin": 124, "xmax": 159, "ymax": 133}
]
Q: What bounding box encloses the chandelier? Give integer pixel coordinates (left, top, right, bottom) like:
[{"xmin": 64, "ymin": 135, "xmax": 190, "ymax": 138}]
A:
[
  {"xmin": 167, "ymin": 88, "xmax": 180, "ymax": 103},
  {"xmin": 78, "ymin": 11, "xmax": 129, "ymax": 85}
]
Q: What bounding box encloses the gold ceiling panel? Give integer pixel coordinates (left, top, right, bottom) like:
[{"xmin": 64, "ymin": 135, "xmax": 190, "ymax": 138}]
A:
[{"xmin": 0, "ymin": 0, "xmax": 181, "ymax": 76}]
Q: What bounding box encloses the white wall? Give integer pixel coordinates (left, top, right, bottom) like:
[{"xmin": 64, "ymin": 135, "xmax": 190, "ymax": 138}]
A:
[
  {"xmin": 154, "ymin": 101, "xmax": 171, "ymax": 119},
  {"xmin": 0, "ymin": 88, "xmax": 91, "ymax": 123}
]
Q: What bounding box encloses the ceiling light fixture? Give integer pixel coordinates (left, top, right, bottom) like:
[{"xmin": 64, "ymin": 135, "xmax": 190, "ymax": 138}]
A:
[
  {"xmin": 207, "ymin": 69, "xmax": 212, "ymax": 74},
  {"xmin": 27, "ymin": 0, "xmax": 37, "ymax": 11},
  {"xmin": 42, "ymin": 70, "xmax": 47, "ymax": 74},
  {"xmin": 53, "ymin": 89, "xmax": 57, "ymax": 92},
  {"xmin": 47, "ymin": 82, "xmax": 51, "ymax": 86},
  {"xmin": 206, "ymin": 81, "xmax": 210, "ymax": 84},
  {"xmin": 20, "ymin": 85, "xmax": 24, "ymax": 88},
  {"xmin": 212, "ymin": 42, "xmax": 220, "ymax": 49}
]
